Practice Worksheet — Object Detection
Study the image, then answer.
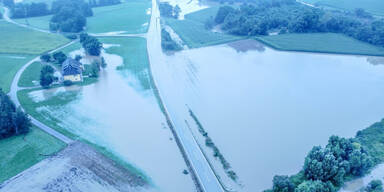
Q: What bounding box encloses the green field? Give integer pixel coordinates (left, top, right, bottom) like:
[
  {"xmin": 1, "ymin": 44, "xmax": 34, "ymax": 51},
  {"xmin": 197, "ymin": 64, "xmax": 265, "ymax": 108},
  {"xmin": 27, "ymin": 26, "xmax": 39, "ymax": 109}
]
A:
[
  {"xmin": 184, "ymin": 6, "xmax": 220, "ymax": 23},
  {"xmin": 99, "ymin": 37, "xmax": 151, "ymax": 90},
  {"xmin": 0, "ymin": 21, "xmax": 69, "ymax": 54},
  {"xmin": 14, "ymin": 15, "xmax": 52, "ymax": 31},
  {"xmin": 18, "ymin": 62, "xmax": 43, "ymax": 87},
  {"xmin": 303, "ymin": 0, "xmax": 384, "ymax": 16},
  {"xmin": 255, "ymin": 33, "xmax": 384, "ymax": 56},
  {"xmin": 0, "ymin": 125, "xmax": 66, "ymax": 183},
  {"xmin": 0, "ymin": 55, "xmax": 36, "ymax": 93},
  {"xmin": 87, "ymin": 0, "xmax": 151, "ymax": 34}
]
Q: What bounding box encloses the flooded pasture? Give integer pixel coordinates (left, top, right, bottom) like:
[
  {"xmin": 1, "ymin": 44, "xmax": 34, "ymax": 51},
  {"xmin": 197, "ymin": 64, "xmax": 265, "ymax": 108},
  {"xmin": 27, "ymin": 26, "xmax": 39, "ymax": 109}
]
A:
[
  {"xmin": 26, "ymin": 44, "xmax": 195, "ymax": 192},
  {"xmin": 151, "ymin": 39, "xmax": 384, "ymax": 191}
]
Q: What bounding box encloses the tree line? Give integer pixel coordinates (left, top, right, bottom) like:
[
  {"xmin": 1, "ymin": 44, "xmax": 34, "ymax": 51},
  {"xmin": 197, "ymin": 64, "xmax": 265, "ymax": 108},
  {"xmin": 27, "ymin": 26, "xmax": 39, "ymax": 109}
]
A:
[
  {"xmin": 159, "ymin": 2, "xmax": 181, "ymax": 19},
  {"xmin": 0, "ymin": 89, "xmax": 30, "ymax": 139},
  {"xmin": 213, "ymin": 0, "xmax": 384, "ymax": 47}
]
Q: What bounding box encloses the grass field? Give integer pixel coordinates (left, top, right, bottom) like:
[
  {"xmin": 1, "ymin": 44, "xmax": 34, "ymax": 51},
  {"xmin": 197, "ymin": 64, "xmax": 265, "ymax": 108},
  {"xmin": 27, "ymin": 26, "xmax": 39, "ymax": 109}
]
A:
[
  {"xmin": 255, "ymin": 33, "xmax": 384, "ymax": 56},
  {"xmin": 165, "ymin": 17, "xmax": 243, "ymax": 48},
  {"xmin": 302, "ymin": 0, "xmax": 384, "ymax": 16},
  {"xmin": 87, "ymin": 0, "xmax": 151, "ymax": 34},
  {"xmin": 0, "ymin": 55, "xmax": 36, "ymax": 93},
  {"xmin": 18, "ymin": 62, "xmax": 42, "ymax": 87},
  {"xmin": 99, "ymin": 37, "xmax": 151, "ymax": 90},
  {"xmin": 0, "ymin": 21, "xmax": 69, "ymax": 54},
  {"xmin": 0, "ymin": 125, "xmax": 66, "ymax": 183},
  {"xmin": 14, "ymin": 15, "xmax": 52, "ymax": 31},
  {"xmin": 184, "ymin": 6, "xmax": 220, "ymax": 23}
]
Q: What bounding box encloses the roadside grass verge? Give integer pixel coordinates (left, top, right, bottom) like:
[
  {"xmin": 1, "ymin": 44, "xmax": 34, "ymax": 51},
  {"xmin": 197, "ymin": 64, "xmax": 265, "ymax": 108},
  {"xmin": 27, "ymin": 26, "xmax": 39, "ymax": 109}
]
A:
[
  {"xmin": 98, "ymin": 37, "xmax": 151, "ymax": 90},
  {"xmin": 18, "ymin": 61, "xmax": 42, "ymax": 87},
  {"xmin": 0, "ymin": 54, "xmax": 36, "ymax": 93},
  {"xmin": 87, "ymin": 0, "xmax": 151, "ymax": 34},
  {"xmin": 0, "ymin": 21, "xmax": 70, "ymax": 54},
  {"xmin": 0, "ymin": 125, "xmax": 66, "ymax": 183},
  {"xmin": 14, "ymin": 15, "xmax": 52, "ymax": 31},
  {"xmin": 302, "ymin": 0, "xmax": 384, "ymax": 16},
  {"xmin": 255, "ymin": 33, "xmax": 384, "ymax": 56}
]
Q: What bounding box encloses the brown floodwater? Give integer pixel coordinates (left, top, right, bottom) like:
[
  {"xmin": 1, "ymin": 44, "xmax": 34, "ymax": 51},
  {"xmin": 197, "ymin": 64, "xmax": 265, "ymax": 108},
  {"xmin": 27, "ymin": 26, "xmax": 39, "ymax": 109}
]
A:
[{"xmin": 150, "ymin": 40, "xmax": 384, "ymax": 191}]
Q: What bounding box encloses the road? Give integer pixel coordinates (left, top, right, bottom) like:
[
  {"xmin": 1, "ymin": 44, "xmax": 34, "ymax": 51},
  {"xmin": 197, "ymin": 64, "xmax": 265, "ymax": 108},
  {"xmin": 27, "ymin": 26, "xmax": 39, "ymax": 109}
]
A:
[
  {"xmin": 146, "ymin": 0, "xmax": 224, "ymax": 191},
  {"xmin": 8, "ymin": 41, "xmax": 77, "ymax": 145}
]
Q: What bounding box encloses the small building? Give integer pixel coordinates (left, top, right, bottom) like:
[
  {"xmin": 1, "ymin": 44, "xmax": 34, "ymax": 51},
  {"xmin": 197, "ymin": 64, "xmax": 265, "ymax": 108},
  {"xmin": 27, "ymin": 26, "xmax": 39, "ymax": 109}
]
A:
[{"xmin": 62, "ymin": 58, "xmax": 83, "ymax": 82}]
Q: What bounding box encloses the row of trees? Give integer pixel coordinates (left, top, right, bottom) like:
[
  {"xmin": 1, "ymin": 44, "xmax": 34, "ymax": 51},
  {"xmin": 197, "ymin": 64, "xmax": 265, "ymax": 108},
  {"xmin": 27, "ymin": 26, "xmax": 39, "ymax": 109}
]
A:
[
  {"xmin": 41, "ymin": 51, "xmax": 67, "ymax": 65},
  {"xmin": 267, "ymin": 136, "xmax": 374, "ymax": 192},
  {"xmin": 159, "ymin": 2, "xmax": 181, "ymax": 19},
  {"xmin": 10, "ymin": 2, "xmax": 50, "ymax": 18},
  {"xmin": 213, "ymin": 0, "xmax": 384, "ymax": 47},
  {"xmin": 161, "ymin": 28, "xmax": 182, "ymax": 51},
  {"xmin": 0, "ymin": 89, "xmax": 30, "ymax": 139},
  {"xmin": 80, "ymin": 33, "xmax": 103, "ymax": 56},
  {"xmin": 49, "ymin": 0, "xmax": 93, "ymax": 32}
]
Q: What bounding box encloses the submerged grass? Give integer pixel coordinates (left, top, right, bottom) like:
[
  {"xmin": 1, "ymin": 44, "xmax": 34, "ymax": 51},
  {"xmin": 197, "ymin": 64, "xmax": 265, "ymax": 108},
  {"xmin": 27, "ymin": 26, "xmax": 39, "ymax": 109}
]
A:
[
  {"xmin": 255, "ymin": 33, "xmax": 384, "ymax": 56},
  {"xmin": 0, "ymin": 125, "xmax": 66, "ymax": 183}
]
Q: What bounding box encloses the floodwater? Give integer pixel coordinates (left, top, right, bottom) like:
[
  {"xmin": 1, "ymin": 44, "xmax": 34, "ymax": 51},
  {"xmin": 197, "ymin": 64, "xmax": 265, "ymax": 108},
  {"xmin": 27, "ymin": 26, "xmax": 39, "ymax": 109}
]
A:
[
  {"xmin": 151, "ymin": 39, "xmax": 384, "ymax": 191},
  {"xmin": 341, "ymin": 163, "xmax": 384, "ymax": 192},
  {"xmin": 27, "ymin": 46, "xmax": 195, "ymax": 192}
]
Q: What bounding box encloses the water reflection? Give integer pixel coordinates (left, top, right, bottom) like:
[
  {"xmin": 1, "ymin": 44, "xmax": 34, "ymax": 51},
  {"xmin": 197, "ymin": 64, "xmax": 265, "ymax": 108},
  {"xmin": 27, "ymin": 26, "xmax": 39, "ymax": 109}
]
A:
[
  {"xmin": 152, "ymin": 41, "xmax": 384, "ymax": 191},
  {"xmin": 367, "ymin": 57, "xmax": 384, "ymax": 65}
]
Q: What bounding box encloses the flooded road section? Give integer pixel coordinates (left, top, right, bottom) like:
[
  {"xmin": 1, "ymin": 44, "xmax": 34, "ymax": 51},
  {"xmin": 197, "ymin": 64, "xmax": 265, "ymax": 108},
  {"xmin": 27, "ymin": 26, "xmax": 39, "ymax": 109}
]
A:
[
  {"xmin": 151, "ymin": 39, "xmax": 384, "ymax": 191},
  {"xmin": 27, "ymin": 45, "xmax": 195, "ymax": 192}
]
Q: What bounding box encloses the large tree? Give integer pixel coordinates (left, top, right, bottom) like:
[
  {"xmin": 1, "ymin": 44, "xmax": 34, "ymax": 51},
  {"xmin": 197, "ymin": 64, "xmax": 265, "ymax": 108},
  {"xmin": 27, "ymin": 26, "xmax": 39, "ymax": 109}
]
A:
[{"xmin": 40, "ymin": 65, "xmax": 55, "ymax": 88}]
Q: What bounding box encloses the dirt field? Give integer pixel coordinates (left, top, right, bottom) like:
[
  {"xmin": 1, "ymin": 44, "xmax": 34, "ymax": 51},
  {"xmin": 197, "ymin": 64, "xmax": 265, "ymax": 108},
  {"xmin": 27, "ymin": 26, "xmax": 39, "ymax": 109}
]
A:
[{"xmin": 0, "ymin": 142, "xmax": 148, "ymax": 192}]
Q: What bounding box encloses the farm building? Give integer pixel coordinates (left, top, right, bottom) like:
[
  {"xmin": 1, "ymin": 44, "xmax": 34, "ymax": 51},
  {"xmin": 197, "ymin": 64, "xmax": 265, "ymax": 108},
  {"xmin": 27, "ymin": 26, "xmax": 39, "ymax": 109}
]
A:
[{"xmin": 62, "ymin": 58, "xmax": 83, "ymax": 82}]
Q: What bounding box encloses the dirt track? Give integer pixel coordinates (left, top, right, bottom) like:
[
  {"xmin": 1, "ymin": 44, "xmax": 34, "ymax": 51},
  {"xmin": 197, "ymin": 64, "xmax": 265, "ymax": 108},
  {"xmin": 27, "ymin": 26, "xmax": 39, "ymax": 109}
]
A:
[{"xmin": 0, "ymin": 142, "xmax": 148, "ymax": 192}]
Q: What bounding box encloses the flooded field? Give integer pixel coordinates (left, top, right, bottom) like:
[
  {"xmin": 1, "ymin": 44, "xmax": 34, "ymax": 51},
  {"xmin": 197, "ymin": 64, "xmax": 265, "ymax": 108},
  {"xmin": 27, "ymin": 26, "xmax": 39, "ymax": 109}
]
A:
[
  {"xmin": 151, "ymin": 39, "xmax": 384, "ymax": 191},
  {"xmin": 22, "ymin": 41, "xmax": 195, "ymax": 192}
]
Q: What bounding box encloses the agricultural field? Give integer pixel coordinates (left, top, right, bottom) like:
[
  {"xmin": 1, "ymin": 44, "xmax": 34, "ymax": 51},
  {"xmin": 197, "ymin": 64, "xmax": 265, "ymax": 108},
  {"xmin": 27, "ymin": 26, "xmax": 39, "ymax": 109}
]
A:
[
  {"xmin": 0, "ymin": 125, "xmax": 66, "ymax": 183},
  {"xmin": 255, "ymin": 33, "xmax": 384, "ymax": 56},
  {"xmin": 18, "ymin": 62, "xmax": 43, "ymax": 87},
  {"xmin": 0, "ymin": 21, "xmax": 69, "ymax": 54},
  {"xmin": 0, "ymin": 55, "xmax": 36, "ymax": 93},
  {"xmin": 87, "ymin": 0, "xmax": 151, "ymax": 34},
  {"xmin": 14, "ymin": 15, "xmax": 52, "ymax": 31},
  {"xmin": 165, "ymin": 17, "xmax": 243, "ymax": 48},
  {"xmin": 302, "ymin": 0, "xmax": 384, "ymax": 16}
]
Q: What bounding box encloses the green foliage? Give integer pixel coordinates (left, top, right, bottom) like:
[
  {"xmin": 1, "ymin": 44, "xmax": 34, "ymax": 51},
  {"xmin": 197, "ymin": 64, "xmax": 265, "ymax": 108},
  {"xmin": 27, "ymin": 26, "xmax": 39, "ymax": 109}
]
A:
[
  {"xmin": 272, "ymin": 175, "xmax": 295, "ymax": 192},
  {"xmin": 90, "ymin": 61, "xmax": 100, "ymax": 77},
  {"xmin": 63, "ymin": 80, "xmax": 73, "ymax": 86},
  {"xmin": 40, "ymin": 54, "xmax": 51, "ymax": 62},
  {"xmin": 80, "ymin": 33, "xmax": 102, "ymax": 56},
  {"xmin": 295, "ymin": 180, "xmax": 336, "ymax": 192},
  {"xmin": 52, "ymin": 51, "xmax": 67, "ymax": 65},
  {"xmin": 11, "ymin": 2, "xmax": 49, "ymax": 18},
  {"xmin": 365, "ymin": 180, "xmax": 384, "ymax": 192},
  {"xmin": 0, "ymin": 89, "xmax": 31, "ymax": 139},
  {"xmin": 161, "ymin": 28, "xmax": 182, "ymax": 51},
  {"xmin": 39, "ymin": 65, "xmax": 55, "ymax": 88},
  {"xmin": 356, "ymin": 119, "xmax": 384, "ymax": 164}
]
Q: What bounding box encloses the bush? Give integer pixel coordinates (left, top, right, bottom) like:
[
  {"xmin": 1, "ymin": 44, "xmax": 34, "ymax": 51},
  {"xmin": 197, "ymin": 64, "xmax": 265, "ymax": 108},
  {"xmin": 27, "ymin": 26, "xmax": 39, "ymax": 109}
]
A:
[
  {"xmin": 40, "ymin": 65, "xmax": 55, "ymax": 88},
  {"xmin": 63, "ymin": 80, "xmax": 73, "ymax": 86},
  {"xmin": 52, "ymin": 51, "xmax": 67, "ymax": 65},
  {"xmin": 365, "ymin": 180, "xmax": 383, "ymax": 192},
  {"xmin": 40, "ymin": 54, "xmax": 51, "ymax": 62}
]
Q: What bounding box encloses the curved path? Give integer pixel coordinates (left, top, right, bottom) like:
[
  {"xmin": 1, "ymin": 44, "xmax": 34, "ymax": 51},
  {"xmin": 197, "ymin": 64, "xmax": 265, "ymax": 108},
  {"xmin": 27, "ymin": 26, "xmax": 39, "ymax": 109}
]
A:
[{"xmin": 8, "ymin": 41, "xmax": 77, "ymax": 145}]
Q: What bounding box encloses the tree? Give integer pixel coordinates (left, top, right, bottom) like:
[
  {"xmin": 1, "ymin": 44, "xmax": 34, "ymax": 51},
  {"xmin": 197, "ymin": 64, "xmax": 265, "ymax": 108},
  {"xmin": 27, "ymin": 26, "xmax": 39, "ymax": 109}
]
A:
[
  {"xmin": 272, "ymin": 175, "xmax": 294, "ymax": 192},
  {"xmin": 90, "ymin": 61, "xmax": 100, "ymax": 77},
  {"xmin": 174, "ymin": 5, "xmax": 181, "ymax": 19},
  {"xmin": 159, "ymin": 2, "xmax": 174, "ymax": 18},
  {"xmin": 365, "ymin": 180, "xmax": 383, "ymax": 192},
  {"xmin": 79, "ymin": 33, "xmax": 102, "ymax": 56},
  {"xmin": 49, "ymin": 0, "xmax": 91, "ymax": 32},
  {"xmin": 52, "ymin": 51, "xmax": 67, "ymax": 65},
  {"xmin": 3, "ymin": 0, "xmax": 14, "ymax": 8},
  {"xmin": 40, "ymin": 54, "xmax": 51, "ymax": 62},
  {"xmin": 40, "ymin": 65, "xmax": 55, "ymax": 88},
  {"xmin": 101, "ymin": 57, "xmax": 107, "ymax": 68},
  {"xmin": 215, "ymin": 6, "xmax": 235, "ymax": 24},
  {"xmin": 75, "ymin": 55, "xmax": 82, "ymax": 61},
  {"xmin": 0, "ymin": 89, "xmax": 30, "ymax": 139},
  {"xmin": 295, "ymin": 180, "xmax": 335, "ymax": 192}
]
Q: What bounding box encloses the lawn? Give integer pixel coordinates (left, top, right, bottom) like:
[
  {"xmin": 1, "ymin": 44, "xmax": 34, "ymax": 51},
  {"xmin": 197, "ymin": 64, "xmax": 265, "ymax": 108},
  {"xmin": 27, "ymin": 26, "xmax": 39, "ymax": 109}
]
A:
[
  {"xmin": 184, "ymin": 6, "xmax": 221, "ymax": 23},
  {"xmin": 0, "ymin": 55, "xmax": 36, "ymax": 93},
  {"xmin": 302, "ymin": 0, "xmax": 384, "ymax": 16},
  {"xmin": 14, "ymin": 15, "xmax": 52, "ymax": 31},
  {"xmin": 18, "ymin": 61, "xmax": 42, "ymax": 87},
  {"xmin": 87, "ymin": 0, "xmax": 151, "ymax": 34},
  {"xmin": 99, "ymin": 37, "xmax": 151, "ymax": 90},
  {"xmin": 255, "ymin": 33, "xmax": 384, "ymax": 56},
  {"xmin": 0, "ymin": 125, "xmax": 66, "ymax": 183},
  {"xmin": 0, "ymin": 21, "xmax": 70, "ymax": 54}
]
